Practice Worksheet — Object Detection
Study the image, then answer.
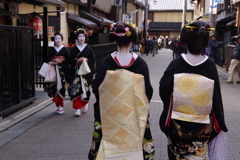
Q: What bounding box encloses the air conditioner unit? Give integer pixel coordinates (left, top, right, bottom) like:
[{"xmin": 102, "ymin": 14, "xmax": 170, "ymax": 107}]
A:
[{"xmin": 114, "ymin": 0, "xmax": 122, "ymax": 7}]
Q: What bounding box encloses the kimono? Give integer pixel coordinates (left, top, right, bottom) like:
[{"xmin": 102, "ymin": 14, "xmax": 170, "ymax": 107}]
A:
[
  {"xmin": 159, "ymin": 54, "xmax": 228, "ymax": 159},
  {"xmin": 45, "ymin": 46, "xmax": 70, "ymax": 107},
  {"xmin": 69, "ymin": 44, "xmax": 95, "ymax": 109},
  {"xmin": 88, "ymin": 52, "xmax": 155, "ymax": 160}
]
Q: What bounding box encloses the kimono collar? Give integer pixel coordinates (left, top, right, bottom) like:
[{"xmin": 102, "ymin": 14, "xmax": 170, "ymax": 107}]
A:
[
  {"xmin": 76, "ymin": 44, "xmax": 87, "ymax": 52},
  {"xmin": 54, "ymin": 45, "xmax": 64, "ymax": 53}
]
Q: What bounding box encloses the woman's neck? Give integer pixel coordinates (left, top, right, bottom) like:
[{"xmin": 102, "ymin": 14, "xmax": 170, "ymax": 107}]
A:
[
  {"xmin": 185, "ymin": 52, "xmax": 205, "ymax": 65},
  {"xmin": 77, "ymin": 42, "xmax": 86, "ymax": 47},
  {"xmin": 117, "ymin": 45, "xmax": 131, "ymax": 55},
  {"xmin": 55, "ymin": 44, "xmax": 62, "ymax": 48}
]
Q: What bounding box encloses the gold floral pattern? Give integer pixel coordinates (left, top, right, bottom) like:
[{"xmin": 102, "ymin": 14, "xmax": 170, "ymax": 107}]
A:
[
  {"xmin": 177, "ymin": 74, "xmax": 199, "ymax": 95},
  {"xmin": 175, "ymin": 105, "xmax": 197, "ymax": 115},
  {"xmin": 190, "ymin": 89, "xmax": 211, "ymax": 107},
  {"xmin": 172, "ymin": 73, "xmax": 214, "ymax": 124}
]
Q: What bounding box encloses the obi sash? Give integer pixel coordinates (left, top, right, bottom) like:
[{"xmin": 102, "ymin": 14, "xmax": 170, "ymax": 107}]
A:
[
  {"xmin": 52, "ymin": 56, "xmax": 65, "ymax": 60},
  {"xmin": 97, "ymin": 69, "xmax": 149, "ymax": 160},
  {"xmin": 171, "ymin": 73, "xmax": 214, "ymax": 124}
]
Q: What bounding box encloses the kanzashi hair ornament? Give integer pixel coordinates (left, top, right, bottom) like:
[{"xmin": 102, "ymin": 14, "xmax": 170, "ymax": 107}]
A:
[
  {"xmin": 74, "ymin": 28, "xmax": 87, "ymax": 34},
  {"xmin": 110, "ymin": 23, "xmax": 132, "ymax": 37}
]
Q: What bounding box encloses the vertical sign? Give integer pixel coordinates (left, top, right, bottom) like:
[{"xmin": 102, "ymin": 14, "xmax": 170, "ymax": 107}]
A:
[{"xmin": 212, "ymin": 0, "xmax": 218, "ymax": 14}]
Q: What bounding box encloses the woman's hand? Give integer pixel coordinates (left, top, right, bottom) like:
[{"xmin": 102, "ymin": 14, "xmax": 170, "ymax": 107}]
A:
[
  {"xmin": 77, "ymin": 57, "xmax": 88, "ymax": 63},
  {"xmin": 49, "ymin": 61, "xmax": 56, "ymax": 66},
  {"xmin": 54, "ymin": 58, "xmax": 63, "ymax": 64}
]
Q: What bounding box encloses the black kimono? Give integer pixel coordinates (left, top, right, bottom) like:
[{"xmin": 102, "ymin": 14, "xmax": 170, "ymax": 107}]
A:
[
  {"xmin": 88, "ymin": 53, "xmax": 155, "ymax": 160},
  {"xmin": 45, "ymin": 46, "xmax": 71, "ymax": 100},
  {"xmin": 159, "ymin": 55, "xmax": 228, "ymax": 159},
  {"xmin": 69, "ymin": 45, "xmax": 95, "ymax": 109}
]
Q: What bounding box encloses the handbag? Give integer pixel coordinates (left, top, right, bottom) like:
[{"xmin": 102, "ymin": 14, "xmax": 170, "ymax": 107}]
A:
[
  {"xmin": 208, "ymin": 131, "xmax": 228, "ymax": 160},
  {"xmin": 38, "ymin": 62, "xmax": 48, "ymax": 78},
  {"xmin": 44, "ymin": 64, "xmax": 57, "ymax": 82},
  {"xmin": 78, "ymin": 59, "xmax": 91, "ymax": 75}
]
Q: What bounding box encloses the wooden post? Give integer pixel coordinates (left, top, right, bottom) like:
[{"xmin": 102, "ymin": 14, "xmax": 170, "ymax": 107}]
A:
[
  {"xmin": 182, "ymin": 0, "xmax": 187, "ymax": 28},
  {"xmin": 88, "ymin": 0, "xmax": 92, "ymax": 14},
  {"xmin": 43, "ymin": 6, "xmax": 48, "ymax": 63}
]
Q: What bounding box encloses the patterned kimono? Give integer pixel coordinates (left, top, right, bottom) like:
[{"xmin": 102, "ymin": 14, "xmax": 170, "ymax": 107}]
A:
[
  {"xmin": 88, "ymin": 52, "xmax": 155, "ymax": 160},
  {"xmin": 45, "ymin": 46, "xmax": 70, "ymax": 107},
  {"xmin": 159, "ymin": 54, "xmax": 228, "ymax": 160},
  {"xmin": 69, "ymin": 44, "xmax": 95, "ymax": 109}
]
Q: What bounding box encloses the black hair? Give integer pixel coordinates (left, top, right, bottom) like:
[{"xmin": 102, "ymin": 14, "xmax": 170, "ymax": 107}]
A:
[
  {"xmin": 75, "ymin": 29, "xmax": 88, "ymax": 43},
  {"xmin": 51, "ymin": 32, "xmax": 63, "ymax": 41},
  {"xmin": 109, "ymin": 21, "xmax": 137, "ymax": 47}
]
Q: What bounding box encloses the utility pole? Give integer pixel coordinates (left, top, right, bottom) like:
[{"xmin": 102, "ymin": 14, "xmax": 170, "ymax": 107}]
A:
[
  {"xmin": 143, "ymin": 0, "xmax": 148, "ymax": 40},
  {"xmin": 209, "ymin": 0, "xmax": 214, "ymax": 28},
  {"xmin": 182, "ymin": 0, "xmax": 187, "ymax": 28}
]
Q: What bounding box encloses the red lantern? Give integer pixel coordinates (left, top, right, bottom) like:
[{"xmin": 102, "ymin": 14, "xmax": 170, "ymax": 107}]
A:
[
  {"xmin": 88, "ymin": 28, "xmax": 93, "ymax": 36},
  {"xmin": 28, "ymin": 16, "xmax": 42, "ymax": 32}
]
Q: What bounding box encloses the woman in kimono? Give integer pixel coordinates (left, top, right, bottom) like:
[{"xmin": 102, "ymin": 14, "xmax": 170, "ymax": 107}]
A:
[
  {"xmin": 88, "ymin": 22, "xmax": 155, "ymax": 160},
  {"xmin": 46, "ymin": 31, "xmax": 71, "ymax": 115},
  {"xmin": 159, "ymin": 20, "xmax": 228, "ymax": 159},
  {"xmin": 69, "ymin": 28, "xmax": 95, "ymax": 117}
]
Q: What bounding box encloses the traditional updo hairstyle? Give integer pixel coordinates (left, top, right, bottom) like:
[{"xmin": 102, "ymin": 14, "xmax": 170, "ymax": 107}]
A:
[
  {"xmin": 109, "ymin": 21, "xmax": 137, "ymax": 47},
  {"xmin": 75, "ymin": 28, "xmax": 88, "ymax": 43},
  {"xmin": 51, "ymin": 31, "xmax": 63, "ymax": 42}
]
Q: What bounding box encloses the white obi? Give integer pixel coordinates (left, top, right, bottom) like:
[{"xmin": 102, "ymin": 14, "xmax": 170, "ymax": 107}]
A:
[{"xmin": 171, "ymin": 73, "xmax": 214, "ymax": 124}]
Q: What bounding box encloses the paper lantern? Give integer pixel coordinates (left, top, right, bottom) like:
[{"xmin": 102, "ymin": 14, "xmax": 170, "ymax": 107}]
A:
[
  {"xmin": 88, "ymin": 28, "xmax": 93, "ymax": 36},
  {"xmin": 28, "ymin": 16, "xmax": 42, "ymax": 32}
]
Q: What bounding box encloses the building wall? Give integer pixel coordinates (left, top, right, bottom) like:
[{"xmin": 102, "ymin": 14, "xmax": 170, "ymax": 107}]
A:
[
  {"xmin": 126, "ymin": 2, "xmax": 137, "ymax": 24},
  {"xmin": 137, "ymin": 9, "xmax": 143, "ymax": 28},
  {"xmin": 18, "ymin": 3, "xmax": 57, "ymax": 16},
  {"xmin": 60, "ymin": 11, "xmax": 68, "ymax": 45},
  {"xmin": 62, "ymin": 3, "xmax": 78, "ymax": 14},
  {"xmin": 193, "ymin": 0, "xmax": 210, "ymax": 20},
  {"xmin": 154, "ymin": 11, "xmax": 193, "ymax": 23}
]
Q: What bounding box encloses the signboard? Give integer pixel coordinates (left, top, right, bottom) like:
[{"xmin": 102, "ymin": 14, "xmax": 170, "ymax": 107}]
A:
[
  {"xmin": 114, "ymin": 0, "xmax": 122, "ymax": 7},
  {"xmin": 212, "ymin": 0, "xmax": 218, "ymax": 14}
]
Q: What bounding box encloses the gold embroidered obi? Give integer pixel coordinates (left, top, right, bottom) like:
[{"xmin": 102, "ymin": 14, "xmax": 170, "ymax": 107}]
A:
[
  {"xmin": 171, "ymin": 73, "xmax": 214, "ymax": 124},
  {"xmin": 97, "ymin": 69, "xmax": 149, "ymax": 160}
]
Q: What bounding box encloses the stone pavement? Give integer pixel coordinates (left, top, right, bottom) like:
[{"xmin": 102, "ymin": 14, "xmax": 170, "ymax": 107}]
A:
[{"xmin": 0, "ymin": 49, "xmax": 240, "ymax": 160}]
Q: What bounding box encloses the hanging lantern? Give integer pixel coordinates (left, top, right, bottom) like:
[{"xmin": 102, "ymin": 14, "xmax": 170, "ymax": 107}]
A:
[
  {"xmin": 88, "ymin": 28, "xmax": 93, "ymax": 36},
  {"xmin": 28, "ymin": 16, "xmax": 42, "ymax": 32}
]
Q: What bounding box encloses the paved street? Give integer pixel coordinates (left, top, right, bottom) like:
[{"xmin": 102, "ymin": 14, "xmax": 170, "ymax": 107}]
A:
[{"xmin": 0, "ymin": 49, "xmax": 240, "ymax": 160}]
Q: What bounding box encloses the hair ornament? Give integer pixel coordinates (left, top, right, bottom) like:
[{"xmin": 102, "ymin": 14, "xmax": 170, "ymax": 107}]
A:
[
  {"xmin": 110, "ymin": 23, "xmax": 116, "ymax": 30},
  {"xmin": 74, "ymin": 28, "xmax": 87, "ymax": 35},
  {"xmin": 51, "ymin": 31, "xmax": 64, "ymax": 37}
]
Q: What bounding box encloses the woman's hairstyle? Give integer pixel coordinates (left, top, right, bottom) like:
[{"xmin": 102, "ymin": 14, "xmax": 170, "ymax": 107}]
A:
[
  {"xmin": 51, "ymin": 31, "xmax": 63, "ymax": 41},
  {"xmin": 109, "ymin": 21, "xmax": 137, "ymax": 47},
  {"xmin": 180, "ymin": 20, "xmax": 213, "ymax": 55},
  {"xmin": 75, "ymin": 28, "xmax": 88, "ymax": 42}
]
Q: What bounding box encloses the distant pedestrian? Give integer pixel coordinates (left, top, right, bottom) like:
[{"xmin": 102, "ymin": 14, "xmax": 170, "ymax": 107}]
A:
[
  {"xmin": 165, "ymin": 36, "xmax": 169, "ymax": 48},
  {"xmin": 159, "ymin": 20, "xmax": 228, "ymax": 160},
  {"xmin": 170, "ymin": 36, "xmax": 178, "ymax": 59},
  {"xmin": 88, "ymin": 21, "xmax": 155, "ymax": 160},
  {"xmin": 140, "ymin": 38, "xmax": 145, "ymax": 55},
  {"xmin": 208, "ymin": 34, "xmax": 219, "ymax": 62},
  {"xmin": 151, "ymin": 36, "xmax": 158, "ymax": 57},
  {"xmin": 158, "ymin": 35, "xmax": 162, "ymax": 50},
  {"xmin": 145, "ymin": 37, "xmax": 151, "ymax": 56},
  {"xmin": 226, "ymin": 35, "xmax": 240, "ymax": 84},
  {"xmin": 175, "ymin": 36, "xmax": 187, "ymax": 57}
]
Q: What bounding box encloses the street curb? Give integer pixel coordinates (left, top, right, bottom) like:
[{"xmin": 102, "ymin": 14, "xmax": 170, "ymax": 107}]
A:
[{"xmin": 0, "ymin": 98, "xmax": 53, "ymax": 133}]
